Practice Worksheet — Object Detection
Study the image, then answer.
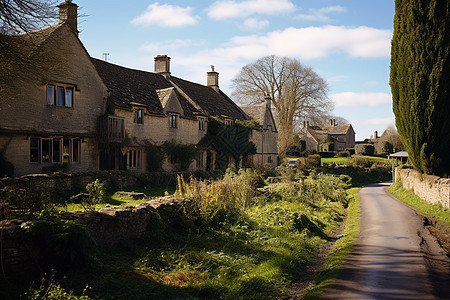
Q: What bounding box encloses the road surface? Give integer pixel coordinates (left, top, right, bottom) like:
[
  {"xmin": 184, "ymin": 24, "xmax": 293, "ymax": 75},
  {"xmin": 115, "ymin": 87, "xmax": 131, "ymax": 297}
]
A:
[{"xmin": 320, "ymin": 182, "xmax": 449, "ymax": 299}]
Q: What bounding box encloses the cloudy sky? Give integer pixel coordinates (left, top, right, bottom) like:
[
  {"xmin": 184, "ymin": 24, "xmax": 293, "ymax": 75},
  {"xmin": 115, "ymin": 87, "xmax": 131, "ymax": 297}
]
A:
[{"xmin": 74, "ymin": 0, "xmax": 395, "ymax": 140}]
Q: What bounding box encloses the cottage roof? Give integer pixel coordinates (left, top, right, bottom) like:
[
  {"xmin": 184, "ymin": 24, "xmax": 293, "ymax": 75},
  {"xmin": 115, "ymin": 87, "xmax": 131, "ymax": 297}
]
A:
[
  {"xmin": 325, "ymin": 124, "xmax": 352, "ymax": 135},
  {"xmin": 241, "ymin": 103, "xmax": 265, "ymax": 125},
  {"xmin": 169, "ymin": 76, "xmax": 249, "ymax": 121},
  {"xmin": 91, "ymin": 58, "xmax": 198, "ymax": 118}
]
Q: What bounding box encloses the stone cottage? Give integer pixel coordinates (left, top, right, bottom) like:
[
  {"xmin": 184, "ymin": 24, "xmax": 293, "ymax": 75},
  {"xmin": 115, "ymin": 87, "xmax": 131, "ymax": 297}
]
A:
[
  {"xmin": 299, "ymin": 119, "xmax": 355, "ymax": 152},
  {"xmin": 0, "ymin": 1, "xmax": 278, "ymax": 177}
]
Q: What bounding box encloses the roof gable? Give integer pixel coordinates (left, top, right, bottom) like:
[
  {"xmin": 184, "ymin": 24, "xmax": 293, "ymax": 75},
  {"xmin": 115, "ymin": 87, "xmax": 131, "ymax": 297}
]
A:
[{"xmin": 156, "ymin": 87, "xmax": 184, "ymax": 115}]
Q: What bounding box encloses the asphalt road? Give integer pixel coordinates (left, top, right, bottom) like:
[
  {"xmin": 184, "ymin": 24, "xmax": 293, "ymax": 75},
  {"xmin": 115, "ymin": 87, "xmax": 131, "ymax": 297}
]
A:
[{"xmin": 320, "ymin": 182, "xmax": 449, "ymax": 300}]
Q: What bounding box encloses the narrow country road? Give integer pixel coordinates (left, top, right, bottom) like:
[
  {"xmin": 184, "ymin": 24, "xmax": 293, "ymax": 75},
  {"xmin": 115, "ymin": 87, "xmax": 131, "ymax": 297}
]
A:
[{"xmin": 320, "ymin": 182, "xmax": 449, "ymax": 300}]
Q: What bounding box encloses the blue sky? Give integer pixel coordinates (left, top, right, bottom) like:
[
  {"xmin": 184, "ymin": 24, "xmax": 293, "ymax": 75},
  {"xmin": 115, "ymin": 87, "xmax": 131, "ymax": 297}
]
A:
[{"xmin": 73, "ymin": 0, "xmax": 395, "ymax": 140}]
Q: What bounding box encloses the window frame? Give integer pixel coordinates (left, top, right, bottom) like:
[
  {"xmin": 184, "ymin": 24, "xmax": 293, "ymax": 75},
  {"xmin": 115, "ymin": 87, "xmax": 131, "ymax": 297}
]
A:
[
  {"xmin": 134, "ymin": 108, "xmax": 144, "ymax": 124},
  {"xmin": 127, "ymin": 149, "xmax": 142, "ymax": 169},
  {"xmin": 29, "ymin": 137, "xmax": 81, "ymax": 164},
  {"xmin": 198, "ymin": 117, "xmax": 206, "ymax": 131},
  {"xmin": 46, "ymin": 83, "xmax": 75, "ymax": 108},
  {"xmin": 168, "ymin": 114, "xmax": 177, "ymax": 128}
]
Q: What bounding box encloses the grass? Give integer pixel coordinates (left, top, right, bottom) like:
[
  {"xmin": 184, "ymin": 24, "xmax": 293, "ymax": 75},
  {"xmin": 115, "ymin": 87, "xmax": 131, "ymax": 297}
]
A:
[
  {"xmin": 302, "ymin": 188, "xmax": 361, "ymax": 299},
  {"xmin": 61, "ymin": 187, "xmax": 176, "ymax": 212},
  {"xmin": 388, "ymin": 181, "xmax": 450, "ymax": 224},
  {"xmin": 13, "ymin": 172, "xmax": 354, "ymax": 300}
]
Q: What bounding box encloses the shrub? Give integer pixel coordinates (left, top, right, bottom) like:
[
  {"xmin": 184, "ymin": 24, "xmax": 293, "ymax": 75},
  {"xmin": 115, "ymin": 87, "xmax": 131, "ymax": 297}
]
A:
[
  {"xmin": 319, "ymin": 151, "xmax": 335, "ymax": 158},
  {"xmin": 355, "ymin": 144, "xmax": 375, "ymax": 155},
  {"xmin": 352, "ymin": 157, "xmax": 373, "ymax": 168},
  {"xmin": 345, "ymin": 148, "xmax": 355, "ymax": 155},
  {"xmin": 82, "ymin": 179, "xmax": 105, "ymax": 210},
  {"xmin": 146, "ymin": 143, "xmax": 165, "ymax": 172},
  {"xmin": 305, "ymin": 154, "xmax": 321, "ymax": 168},
  {"xmin": 380, "ymin": 141, "xmax": 394, "ymax": 155},
  {"xmin": 42, "ymin": 163, "xmax": 69, "ymax": 174},
  {"xmin": 336, "ymin": 150, "xmax": 351, "ymax": 158}
]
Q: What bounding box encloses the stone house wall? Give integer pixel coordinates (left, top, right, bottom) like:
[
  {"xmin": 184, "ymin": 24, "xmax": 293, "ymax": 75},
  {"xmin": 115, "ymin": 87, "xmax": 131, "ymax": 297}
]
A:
[
  {"xmin": 396, "ymin": 168, "xmax": 450, "ymax": 209},
  {"xmin": 250, "ymin": 128, "xmax": 278, "ymax": 167}
]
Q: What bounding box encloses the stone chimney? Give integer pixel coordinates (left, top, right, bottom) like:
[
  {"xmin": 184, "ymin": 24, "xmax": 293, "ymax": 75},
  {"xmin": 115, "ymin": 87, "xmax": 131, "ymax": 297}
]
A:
[
  {"xmin": 154, "ymin": 55, "xmax": 171, "ymax": 78},
  {"xmin": 207, "ymin": 65, "xmax": 219, "ymax": 92},
  {"xmin": 58, "ymin": 0, "xmax": 78, "ymax": 35},
  {"xmin": 264, "ymin": 94, "xmax": 272, "ymax": 110},
  {"xmin": 374, "ymin": 131, "xmax": 379, "ymax": 139},
  {"xmin": 329, "ymin": 119, "xmax": 336, "ymax": 127}
]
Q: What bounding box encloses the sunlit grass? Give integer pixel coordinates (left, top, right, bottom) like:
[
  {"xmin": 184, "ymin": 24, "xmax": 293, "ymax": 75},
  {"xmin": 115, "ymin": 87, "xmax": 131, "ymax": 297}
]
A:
[
  {"xmin": 388, "ymin": 182, "xmax": 450, "ymax": 224},
  {"xmin": 303, "ymin": 188, "xmax": 361, "ymax": 299}
]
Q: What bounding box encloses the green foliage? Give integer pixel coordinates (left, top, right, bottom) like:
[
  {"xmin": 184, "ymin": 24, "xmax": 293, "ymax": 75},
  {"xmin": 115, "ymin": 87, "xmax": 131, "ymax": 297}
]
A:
[
  {"xmin": 163, "ymin": 141, "xmax": 197, "ymax": 171},
  {"xmin": 380, "ymin": 141, "xmax": 394, "ymax": 155},
  {"xmin": 25, "ymin": 220, "xmax": 97, "ymax": 268},
  {"xmin": 306, "ymin": 154, "xmax": 321, "ymax": 168},
  {"xmin": 24, "ymin": 273, "xmax": 92, "ymax": 299},
  {"xmin": 320, "ymin": 142, "xmax": 334, "ymax": 152},
  {"xmin": 336, "ymin": 150, "xmax": 351, "ymax": 158},
  {"xmin": 145, "ymin": 143, "xmax": 165, "ymax": 172},
  {"xmin": 355, "ymin": 144, "xmax": 375, "ymax": 156},
  {"xmin": 198, "ymin": 117, "xmax": 256, "ymax": 169},
  {"xmin": 390, "ymin": 0, "xmax": 450, "ymax": 176},
  {"xmin": 388, "ymin": 181, "xmax": 450, "ymax": 224},
  {"xmin": 82, "ymin": 179, "xmax": 105, "ymax": 211}
]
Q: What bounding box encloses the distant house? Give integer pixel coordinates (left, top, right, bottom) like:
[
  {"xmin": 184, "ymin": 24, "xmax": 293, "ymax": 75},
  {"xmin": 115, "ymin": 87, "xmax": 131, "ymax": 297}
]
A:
[
  {"xmin": 299, "ymin": 119, "xmax": 355, "ymax": 152},
  {"xmin": 0, "ymin": 1, "xmax": 277, "ymax": 176}
]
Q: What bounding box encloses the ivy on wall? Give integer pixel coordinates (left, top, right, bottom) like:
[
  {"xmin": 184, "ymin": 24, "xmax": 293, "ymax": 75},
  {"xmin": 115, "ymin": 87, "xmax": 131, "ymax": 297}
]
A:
[{"xmin": 198, "ymin": 117, "xmax": 256, "ymax": 168}]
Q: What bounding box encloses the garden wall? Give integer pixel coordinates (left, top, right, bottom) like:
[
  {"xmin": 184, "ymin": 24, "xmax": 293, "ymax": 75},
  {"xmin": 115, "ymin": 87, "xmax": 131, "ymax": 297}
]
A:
[
  {"xmin": 396, "ymin": 168, "xmax": 450, "ymax": 209},
  {"xmin": 0, "ymin": 196, "xmax": 186, "ymax": 278}
]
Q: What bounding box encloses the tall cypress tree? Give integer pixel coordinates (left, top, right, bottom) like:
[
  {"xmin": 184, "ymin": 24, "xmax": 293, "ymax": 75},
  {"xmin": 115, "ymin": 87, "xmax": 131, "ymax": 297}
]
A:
[{"xmin": 390, "ymin": 0, "xmax": 450, "ymax": 176}]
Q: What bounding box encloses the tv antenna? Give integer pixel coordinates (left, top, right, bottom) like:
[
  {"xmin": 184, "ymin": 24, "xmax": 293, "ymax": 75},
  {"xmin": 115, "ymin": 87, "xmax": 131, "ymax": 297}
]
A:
[{"xmin": 102, "ymin": 52, "xmax": 110, "ymax": 61}]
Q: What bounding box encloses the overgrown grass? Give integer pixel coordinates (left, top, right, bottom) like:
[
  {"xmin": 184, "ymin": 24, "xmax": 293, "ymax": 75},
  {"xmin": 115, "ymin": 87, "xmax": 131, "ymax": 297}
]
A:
[
  {"xmin": 61, "ymin": 187, "xmax": 176, "ymax": 212},
  {"xmin": 388, "ymin": 182, "xmax": 450, "ymax": 224},
  {"xmin": 16, "ymin": 171, "xmax": 354, "ymax": 299},
  {"xmin": 302, "ymin": 188, "xmax": 361, "ymax": 299}
]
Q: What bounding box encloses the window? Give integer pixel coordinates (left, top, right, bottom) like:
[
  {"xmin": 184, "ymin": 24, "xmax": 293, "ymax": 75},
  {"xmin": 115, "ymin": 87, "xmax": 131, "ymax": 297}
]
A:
[
  {"xmin": 267, "ymin": 156, "xmax": 273, "ymax": 163},
  {"xmin": 225, "ymin": 119, "xmax": 233, "ymax": 126},
  {"xmin": 30, "ymin": 138, "xmax": 40, "ymax": 162},
  {"xmin": 196, "ymin": 151, "xmax": 204, "ymax": 168},
  {"xmin": 134, "ymin": 109, "xmax": 143, "ymax": 124},
  {"xmin": 198, "ymin": 118, "xmax": 206, "ymax": 131},
  {"xmin": 127, "ymin": 149, "xmax": 142, "ymax": 169},
  {"xmin": 46, "ymin": 84, "xmax": 74, "ymax": 107},
  {"xmin": 169, "ymin": 114, "xmax": 177, "ymax": 128},
  {"xmin": 29, "ymin": 137, "xmax": 81, "ymax": 163},
  {"xmin": 41, "ymin": 139, "xmax": 51, "ymax": 162}
]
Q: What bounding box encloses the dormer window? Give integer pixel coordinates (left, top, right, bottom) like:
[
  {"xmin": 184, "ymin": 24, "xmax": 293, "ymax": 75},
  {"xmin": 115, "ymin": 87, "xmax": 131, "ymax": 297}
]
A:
[
  {"xmin": 225, "ymin": 118, "xmax": 233, "ymax": 126},
  {"xmin": 47, "ymin": 84, "xmax": 73, "ymax": 107},
  {"xmin": 198, "ymin": 117, "xmax": 206, "ymax": 131},
  {"xmin": 169, "ymin": 114, "xmax": 177, "ymax": 128},
  {"xmin": 134, "ymin": 109, "xmax": 143, "ymax": 124}
]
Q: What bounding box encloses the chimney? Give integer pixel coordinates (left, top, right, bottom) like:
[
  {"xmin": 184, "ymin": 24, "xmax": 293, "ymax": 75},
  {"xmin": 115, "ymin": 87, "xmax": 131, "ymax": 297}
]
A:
[
  {"xmin": 154, "ymin": 55, "xmax": 171, "ymax": 78},
  {"xmin": 329, "ymin": 119, "xmax": 336, "ymax": 127},
  {"xmin": 264, "ymin": 94, "xmax": 272, "ymax": 110},
  {"xmin": 374, "ymin": 131, "xmax": 378, "ymax": 139},
  {"xmin": 207, "ymin": 65, "xmax": 219, "ymax": 92},
  {"xmin": 58, "ymin": 1, "xmax": 78, "ymax": 35}
]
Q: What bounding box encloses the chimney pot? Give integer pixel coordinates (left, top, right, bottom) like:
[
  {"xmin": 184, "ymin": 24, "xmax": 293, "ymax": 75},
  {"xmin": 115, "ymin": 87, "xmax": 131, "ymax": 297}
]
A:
[
  {"xmin": 154, "ymin": 55, "xmax": 171, "ymax": 78},
  {"xmin": 264, "ymin": 94, "xmax": 272, "ymax": 110},
  {"xmin": 58, "ymin": 1, "xmax": 78, "ymax": 35}
]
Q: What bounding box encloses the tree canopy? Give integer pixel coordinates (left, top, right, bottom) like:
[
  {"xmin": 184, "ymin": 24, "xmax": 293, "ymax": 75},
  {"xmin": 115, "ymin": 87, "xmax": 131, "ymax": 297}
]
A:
[
  {"xmin": 231, "ymin": 55, "xmax": 331, "ymax": 154},
  {"xmin": 390, "ymin": 0, "xmax": 449, "ymax": 176}
]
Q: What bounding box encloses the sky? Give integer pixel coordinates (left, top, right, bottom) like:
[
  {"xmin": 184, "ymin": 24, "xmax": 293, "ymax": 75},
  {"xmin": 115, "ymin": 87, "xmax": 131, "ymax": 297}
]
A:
[{"xmin": 72, "ymin": 0, "xmax": 396, "ymax": 141}]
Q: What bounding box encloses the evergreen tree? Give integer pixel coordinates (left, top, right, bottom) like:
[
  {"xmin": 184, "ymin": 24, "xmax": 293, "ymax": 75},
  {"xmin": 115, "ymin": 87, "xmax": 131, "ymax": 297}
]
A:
[{"xmin": 390, "ymin": 0, "xmax": 449, "ymax": 176}]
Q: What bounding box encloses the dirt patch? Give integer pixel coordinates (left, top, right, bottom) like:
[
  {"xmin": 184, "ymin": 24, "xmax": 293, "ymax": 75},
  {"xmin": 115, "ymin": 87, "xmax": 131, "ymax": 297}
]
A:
[{"xmin": 424, "ymin": 216, "xmax": 450, "ymax": 256}]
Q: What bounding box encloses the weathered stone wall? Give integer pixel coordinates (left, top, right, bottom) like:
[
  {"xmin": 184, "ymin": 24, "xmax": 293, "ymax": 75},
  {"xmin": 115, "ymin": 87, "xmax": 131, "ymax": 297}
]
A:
[
  {"xmin": 0, "ymin": 196, "xmax": 186, "ymax": 278},
  {"xmin": 396, "ymin": 168, "xmax": 450, "ymax": 208}
]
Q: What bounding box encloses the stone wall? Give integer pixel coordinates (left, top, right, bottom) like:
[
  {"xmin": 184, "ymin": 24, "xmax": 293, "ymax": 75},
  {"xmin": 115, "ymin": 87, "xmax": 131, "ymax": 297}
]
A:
[
  {"xmin": 0, "ymin": 196, "xmax": 186, "ymax": 278},
  {"xmin": 396, "ymin": 168, "xmax": 450, "ymax": 208}
]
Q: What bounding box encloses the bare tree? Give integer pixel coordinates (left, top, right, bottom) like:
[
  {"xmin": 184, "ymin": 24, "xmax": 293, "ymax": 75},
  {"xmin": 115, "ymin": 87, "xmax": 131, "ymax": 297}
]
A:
[
  {"xmin": 232, "ymin": 55, "xmax": 331, "ymax": 154},
  {"xmin": 380, "ymin": 126, "xmax": 404, "ymax": 152},
  {"xmin": 0, "ymin": 0, "xmax": 57, "ymax": 35}
]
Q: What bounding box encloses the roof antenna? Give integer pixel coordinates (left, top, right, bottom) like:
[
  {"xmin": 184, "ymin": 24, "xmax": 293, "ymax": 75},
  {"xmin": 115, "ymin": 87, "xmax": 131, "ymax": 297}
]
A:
[{"xmin": 103, "ymin": 52, "xmax": 110, "ymax": 62}]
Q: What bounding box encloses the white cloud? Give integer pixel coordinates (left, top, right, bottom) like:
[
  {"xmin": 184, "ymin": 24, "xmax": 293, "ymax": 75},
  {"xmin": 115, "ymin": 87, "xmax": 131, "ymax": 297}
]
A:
[
  {"xmin": 331, "ymin": 92, "xmax": 392, "ymax": 107},
  {"xmin": 224, "ymin": 25, "xmax": 392, "ymax": 59},
  {"xmin": 207, "ymin": 0, "xmax": 295, "ymax": 20},
  {"xmin": 131, "ymin": 3, "xmax": 198, "ymax": 27},
  {"xmin": 242, "ymin": 18, "xmax": 269, "ymax": 30},
  {"xmin": 353, "ymin": 117, "xmax": 395, "ymax": 126},
  {"xmin": 140, "ymin": 39, "xmax": 205, "ymax": 52},
  {"xmin": 297, "ymin": 6, "xmax": 346, "ymax": 22}
]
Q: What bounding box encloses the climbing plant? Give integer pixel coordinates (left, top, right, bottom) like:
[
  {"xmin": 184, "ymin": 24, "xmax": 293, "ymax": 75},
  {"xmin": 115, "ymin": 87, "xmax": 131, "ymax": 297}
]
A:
[{"xmin": 198, "ymin": 117, "xmax": 256, "ymax": 169}]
